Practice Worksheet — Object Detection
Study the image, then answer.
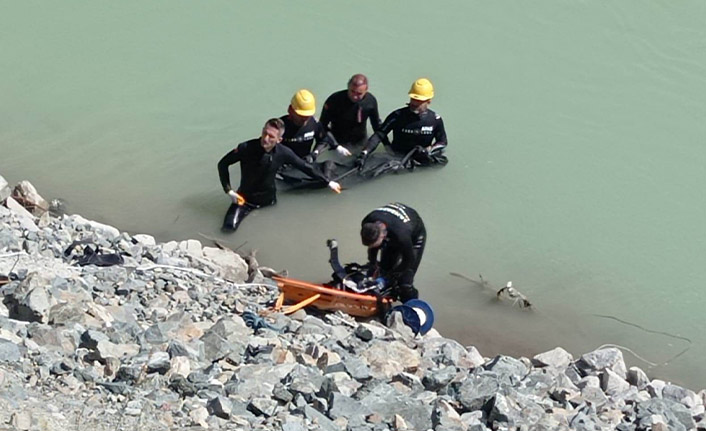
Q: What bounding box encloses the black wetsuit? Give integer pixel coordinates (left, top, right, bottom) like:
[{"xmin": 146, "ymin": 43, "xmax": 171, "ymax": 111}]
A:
[
  {"xmin": 364, "ymin": 107, "xmax": 447, "ymax": 156},
  {"xmin": 362, "ymin": 203, "xmax": 426, "ymax": 302},
  {"xmin": 218, "ymin": 139, "xmax": 328, "ymax": 207},
  {"xmin": 280, "ymin": 115, "xmax": 335, "ymax": 160},
  {"xmin": 319, "ymin": 90, "xmax": 381, "ymax": 145}
]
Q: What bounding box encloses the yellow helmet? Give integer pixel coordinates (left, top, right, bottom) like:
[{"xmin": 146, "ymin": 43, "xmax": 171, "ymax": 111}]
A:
[
  {"xmin": 290, "ymin": 89, "xmax": 316, "ymax": 116},
  {"xmin": 408, "ymin": 78, "xmax": 434, "ymax": 101}
]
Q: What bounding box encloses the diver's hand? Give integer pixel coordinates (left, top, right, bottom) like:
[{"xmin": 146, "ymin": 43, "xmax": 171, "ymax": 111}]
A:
[
  {"xmin": 335, "ymin": 145, "xmax": 352, "ymax": 157},
  {"xmin": 227, "ymin": 190, "xmax": 245, "ymax": 205},
  {"xmin": 355, "ymin": 150, "xmax": 368, "ymax": 169},
  {"xmin": 327, "ymin": 181, "xmax": 342, "ymax": 194},
  {"xmin": 303, "ymin": 154, "xmax": 315, "ymax": 164}
]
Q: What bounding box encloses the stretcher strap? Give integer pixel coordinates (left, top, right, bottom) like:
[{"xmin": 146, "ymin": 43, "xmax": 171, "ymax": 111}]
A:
[{"xmin": 282, "ymin": 294, "xmax": 321, "ymax": 315}]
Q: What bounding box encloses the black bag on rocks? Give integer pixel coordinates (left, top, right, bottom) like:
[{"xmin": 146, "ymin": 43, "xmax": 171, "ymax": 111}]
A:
[{"xmin": 63, "ymin": 240, "xmax": 124, "ymax": 267}]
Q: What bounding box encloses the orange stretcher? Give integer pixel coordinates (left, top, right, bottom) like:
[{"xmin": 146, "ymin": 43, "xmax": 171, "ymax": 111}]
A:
[{"xmin": 271, "ymin": 275, "xmax": 393, "ymax": 318}]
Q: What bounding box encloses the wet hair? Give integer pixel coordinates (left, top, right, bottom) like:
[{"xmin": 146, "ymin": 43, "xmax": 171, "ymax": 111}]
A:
[
  {"xmin": 361, "ymin": 222, "xmax": 383, "ymax": 246},
  {"xmin": 264, "ymin": 118, "xmax": 285, "ymax": 135},
  {"xmin": 348, "ymin": 74, "xmax": 368, "ymax": 88}
]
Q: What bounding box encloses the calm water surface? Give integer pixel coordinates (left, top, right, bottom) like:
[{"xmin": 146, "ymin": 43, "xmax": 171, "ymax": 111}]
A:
[{"xmin": 2, "ymin": 1, "xmax": 706, "ymax": 388}]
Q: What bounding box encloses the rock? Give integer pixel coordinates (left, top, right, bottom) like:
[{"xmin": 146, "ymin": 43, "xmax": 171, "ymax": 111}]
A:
[
  {"xmin": 147, "ymin": 351, "xmax": 171, "ymax": 374},
  {"xmin": 93, "ymin": 340, "xmax": 140, "ymax": 360},
  {"xmin": 48, "ymin": 302, "xmax": 87, "ymax": 326},
  {"xmin": 0, "ymin": 339, "xmax": 21, "ymax": 362},
  {"xmin": 457, "ymin": 373, "xmax": 500, "ymax": 412},
  {"xmin": 248, "ymin": 397, "xmax": 278, "ymax": 417},
  {"xmin": 626, "ymin": 366, "xmax": 650, "ymax": 389},
  {"xmin": 5, "ymin": 197, "xmax": 38, "ymax": 232},
  {"xmin": 361, "ymin": 340, "xmax": 420, "ymax": 379},
  {"xmin": 12, "ymin": 181, "xmax": 49, "ymax": 215},
  {"xmin": 0, "ymin": 174, "xmax": 10, "ymax": 203},
  {"xmin": 66, "ymin": 214, "xmax": 120, "ymax": 240},
  {"xmin": 189, "ymin": 406, "xmax": 209, "ymax": 427},
  {"xmin": 10, "ymin": 411, "xmax": 32, "ymax": 430},
  {"xmin": 132, "ymin": 234, "xmax": 156, "ymax": 246},
  {"xmin": 533, "ymin": 347, "xmax": 573, "ymax": 369},
  {"xmin": 329, "ymin": 393, "xmax": 372, "ymax": 420},
  {"xmin": 179, "ymin": 239, "xmax": 202, "ymax": 257},
  {"xmin": 5, "ymin": 272, "xmax": 54, "ymax": 323},
  {"xmin": 483, "ymin": 355, "xmax": 528, "ymax": 385},
  {"xmin": 602, "ymin": 369, "xmax": 630, "ymax": 396},
  {"xmin": 207, "ymin": 395, "xmax": 231, "ymax": 419},
  {"xmin": 422, "ymin": 365, "xmax": 457, "ymax": 391},
  {"xmin": 432, "ymin": 399, "xmax": 465, "ymax": 430},
  {"xmin": 354, "ymin": 324, "xmax": 374, "ymax": 341},
  {"xmin": 577, "ymin": 348, "xmax": 627, "ymax": 379},
  {"xmin": 202, "ymin": 247, "xmax": 249, "ymax": 282},
  {"xmin": 636, "ymin": 398, "xmax": 695, "ymax": 431}
]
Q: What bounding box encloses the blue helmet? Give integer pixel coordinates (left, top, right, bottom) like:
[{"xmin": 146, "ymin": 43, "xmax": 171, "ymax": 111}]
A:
[{"xmin": 388, "ymin": 299, "xmax": 434, "ymax": 335}]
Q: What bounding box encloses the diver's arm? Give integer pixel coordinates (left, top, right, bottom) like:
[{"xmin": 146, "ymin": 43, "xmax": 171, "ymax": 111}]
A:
[
  {"xmin": 369, "ymin": 96, "xmax": 382, "ymax": 133},
  {"xmin": 283, "ymin": 146, "xmax": 330, "ymax": 182},
  {"xmin": 311, "ymin": 121, "xmax": 338, "ymax": 157},
  {"xmin": 217, "ymin": 147, "xmax": 243, "ymax": 193},
  {"xmin": 428, "ymin": 116, "xmax": 447, "ymax": 152},
  {"xmin": 396, "ymin": 236, "xmax": 417, "ymax": 287},
  {"xmin": 362, "ymin": 110, "xmax": 396, "ymax": 154}
]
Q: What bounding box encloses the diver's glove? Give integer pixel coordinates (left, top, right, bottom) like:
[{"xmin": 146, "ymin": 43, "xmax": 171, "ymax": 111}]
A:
[
  {"xmin": 227, "ymin": 190, "xmax": 245, "ymax": 205},
  {"xmin": 328, "ymin": 181, "xmax": 342, "ymax": 194},
  {"xmin": 335, "ymin": 145, "xmax": 352, "ymax": 157},
  {"xmin": 303, "ymin": 153, "xmax": 316, "ymax": 164},
  {"xmin": 355, "ymin": 150, "xmax": 369, "ymax": 169}
]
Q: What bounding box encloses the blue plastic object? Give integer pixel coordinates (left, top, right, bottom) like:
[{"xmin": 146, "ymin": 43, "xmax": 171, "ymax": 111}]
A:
[
  {"xmin": 387, "ymin": 299, "xmax": 434, "ymax": 335},
  {"xmin": 404, "ymin": 299, "xmax": 434, "ymax": 335}
]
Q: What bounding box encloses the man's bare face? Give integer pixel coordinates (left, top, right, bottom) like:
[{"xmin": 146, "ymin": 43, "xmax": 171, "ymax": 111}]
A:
[
  {"xmin": 348, "ymin": 84, "xmax": 368, "ymax": 103},
  {"xmin": 260, "ymin": 125, "xmax": 282, "ymax": 152}
]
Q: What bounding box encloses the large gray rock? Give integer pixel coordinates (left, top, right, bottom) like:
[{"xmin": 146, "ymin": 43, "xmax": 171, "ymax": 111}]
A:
[
  {"xmin": 421, "ymin": 337, "xmax": 484, "ymax": 368},
  {"xmin": 636, "ymin": 398, "xmax": 695, "ymax": 431},
  {"xmin": 483, "ymin": 355, "xmax": 529, "ymax": 385},
  {"xmin": 626, "ymin": 366, "xmax": 650, "ymax": 389},
  {"xmin": 200, "ymin": 316, "xmax": 250, "ymax": 363},
  {"xmin": 360, "ymin": 340, "xmax": 420, "ymax": 379},
  {"xmin": 5, "ymin": 197, "xmax": 38, "ymax": 232},
  {"xmin": 0, "ymin": 339, "xmax": 21, "ymax": 362},
  {"xmin": 0, "ymin": 175, "xmax": 9, "ymax": 203},
  {"xmin": 5, "ymin": 272, "xmax": 54, "ymax": 323},
  {"xmin": 601, "ymin": 369, "xmax": 630, "ymax": 396},
  {"xmin": 202, "ymin": 247, "xmax": 249, "ymax": 282},
  {"xmin": 65, "ymin": 214, "xmax": 120, "ymax": 240},
  {"xmin": 432, "ymin": 399, "xmax": 465, "ymax": 430},
  {"xmin": 359, "ymin": 384, "xmax": 433, "ymax": 431},
  {"xmin": 12, "ymin": 181, "xmax": 49, "ymax": 215},
  {"xmin": 329, "ymin": 393, "xmax": 372, "ymax": 420},
  {"xmin": 533, "ymin": 347, "xmax": 573, "ymax": 369},
  {"xmin": 207, "ymin": 395, "xmax": 231, "ymax": 419},
  {"xmin": 456, "ymin": 372, "xmax": 501, "ymax": 412},
  {"xmin": 147, "ymin": 351, "xmax": 171, "ymax": 374},
  {"xmin": 577, "ymin": 348, "xmax": 627, "ymax": 378}
]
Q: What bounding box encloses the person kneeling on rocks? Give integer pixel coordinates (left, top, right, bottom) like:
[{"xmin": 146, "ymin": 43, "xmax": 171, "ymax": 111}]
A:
[
  {"xmin": 360, "ymin": 203, "xmax": 426, "ymax": 303},
  {"xmin": 217, "ymin": 118, "xmax": 341, "ymax": 231}
]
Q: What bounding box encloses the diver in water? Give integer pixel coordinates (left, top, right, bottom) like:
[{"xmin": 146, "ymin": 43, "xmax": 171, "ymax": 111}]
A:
[
  {"xmin": 217, "ymin": 118, "xmax": 341, "ymax": 231},
  {"xmin": 281, "ymin": 89, "xmax": 352, "ymax": 162},
  {"xmin": 360, "ymin": 203, "xmax": 426, "ymax": 303},
  {"xmin": 356, "ymin": 78, "xmax": 447, "ymax": 169},
  {"xmin": 319, "ymin": 74, "xmax": 381, "ymax": 150}
]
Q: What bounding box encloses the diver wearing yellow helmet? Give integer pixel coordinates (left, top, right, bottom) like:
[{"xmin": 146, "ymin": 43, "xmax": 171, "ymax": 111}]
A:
[
  {"xmin": 356, "ymin": 78, "xmax": 447, "ymax": 168},
  {"xmin": 280, "ymin": 89, "xmax": 352, "ymax": 163}
]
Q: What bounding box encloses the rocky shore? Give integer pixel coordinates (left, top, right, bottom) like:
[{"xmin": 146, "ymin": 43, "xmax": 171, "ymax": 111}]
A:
[{"xmin": 0, "ymin": 174, "xmax": 705, "ymax": 431}]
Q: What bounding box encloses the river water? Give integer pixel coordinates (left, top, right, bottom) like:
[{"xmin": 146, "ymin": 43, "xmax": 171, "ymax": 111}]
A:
[{"xmin": 3, "ymin": 1, "xmax": 705, "ymax": 388}]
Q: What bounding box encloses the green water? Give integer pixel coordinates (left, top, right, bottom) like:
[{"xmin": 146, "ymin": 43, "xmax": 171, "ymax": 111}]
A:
[{"xmin": 3, "ymin": 1, "xmax": 706, "ymax": 388}]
